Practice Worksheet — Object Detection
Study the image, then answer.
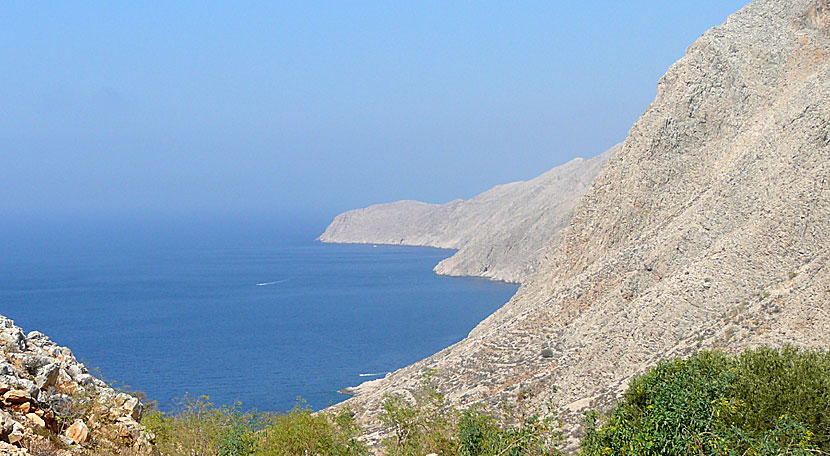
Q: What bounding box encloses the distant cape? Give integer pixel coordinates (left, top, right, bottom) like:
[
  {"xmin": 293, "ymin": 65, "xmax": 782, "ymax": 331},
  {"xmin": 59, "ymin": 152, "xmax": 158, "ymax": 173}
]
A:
[{"xmin": 319, "ymin": 143, "xmax": 619, "ymax": 283}]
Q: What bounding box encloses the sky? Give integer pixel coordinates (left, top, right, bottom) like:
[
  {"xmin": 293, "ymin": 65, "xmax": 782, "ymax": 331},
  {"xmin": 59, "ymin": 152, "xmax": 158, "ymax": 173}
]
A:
[{"xmin": 1, "ymin": 1, "xmax": 750, "ymax": 229}]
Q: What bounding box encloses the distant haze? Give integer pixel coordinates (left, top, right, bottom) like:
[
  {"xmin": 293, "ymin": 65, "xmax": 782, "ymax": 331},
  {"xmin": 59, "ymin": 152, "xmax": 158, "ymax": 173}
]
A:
[{"xmin": 1, "ymin": 1, "xmax": 749, "ymax": 226}]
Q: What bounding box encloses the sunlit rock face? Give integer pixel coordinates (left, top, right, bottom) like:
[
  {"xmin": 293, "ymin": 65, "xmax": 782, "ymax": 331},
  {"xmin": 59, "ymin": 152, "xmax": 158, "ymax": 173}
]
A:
[{"xmin": 332, "ymin": 0, "xmax": 830, "ymax": 450}]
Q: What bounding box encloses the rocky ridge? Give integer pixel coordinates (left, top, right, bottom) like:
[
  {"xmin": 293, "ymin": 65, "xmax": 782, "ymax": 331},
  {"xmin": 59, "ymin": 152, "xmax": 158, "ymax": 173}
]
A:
[
  {"xmin": 0, "ymin": 315, "xmax": 155, "ymax": 455},
  {"xmin": 319, "ymin": 145, "xmax": 618, "ymax": 283},
  {"xmin": 333, "ymin": 0, "xmax": 830, "ymax": 450}
]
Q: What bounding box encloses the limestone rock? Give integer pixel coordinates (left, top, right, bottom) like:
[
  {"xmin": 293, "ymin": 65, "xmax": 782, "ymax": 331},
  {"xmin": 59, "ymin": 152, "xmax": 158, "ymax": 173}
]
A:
[
  {"xmin": 334, "ymin": 0, "xmax": 830, "ymax": 449},
  {"xmin": 0, "ymin": 409, "xmax": 15, "ymax": 439},
  {"xmin": 0, "ymin": 318, "xmax": 27, "ymax": 352},
  {"xmin": 64, "ymin": 419, "xmax": 89, "ymax": 444},
  {"xmin": 0, "ymin": 441, "xmax": 28, "ymax": 455},
  {"xmin": 3, "ymin": 390, "xmax": 31, "ymax": 405},
  {"xmin": 34, "ymin": 363, "xmax": 60, "ymax": 390},
  {"xmin": 25, "ymin": 413, "xmax": 44, "ymax": 428},
  {"xmin": 8, "ymin": 430, "xmax": 24, "ymax": 445},
  {"xmin": 116, "ymin": 416, "xmax": 156, "ymax": 452},
  {"xmin": 122, "ymin": 396, "xmax": 143, "ymax": 420},
  {"xmin": 319, "ymin": 145, "xmax": 619, "ymax": 283},
  {"xmin": 9, "ymin": 402, "xmax": 31, "ymax": 414}
]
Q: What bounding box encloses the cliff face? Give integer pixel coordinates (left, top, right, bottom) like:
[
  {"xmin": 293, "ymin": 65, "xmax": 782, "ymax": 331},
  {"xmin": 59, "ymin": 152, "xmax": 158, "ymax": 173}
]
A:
[
  {"xmin": 319, "ymin": 146, "xmax": 618, "ymax": 283},
  {"xmin": 336, "ymin": 0, "xmax": 830, "ymax": 448},
  {"xmin": 0, "ymin": 315, "xmax": 155, "ymax": 455}
]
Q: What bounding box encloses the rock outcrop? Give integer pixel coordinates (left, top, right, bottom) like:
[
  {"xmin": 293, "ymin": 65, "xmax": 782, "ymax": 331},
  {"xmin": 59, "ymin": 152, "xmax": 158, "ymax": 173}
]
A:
[
  {"xmin": 319, "ymin": 145, "xmax": 618, "ymax": 283},
  {"xmin": 0, "ymin": 315, "xmax": 156, "ymax": 455},
  {"xmin": 334, "ymin": 0, "xmax": 830, "ymax": 450}
]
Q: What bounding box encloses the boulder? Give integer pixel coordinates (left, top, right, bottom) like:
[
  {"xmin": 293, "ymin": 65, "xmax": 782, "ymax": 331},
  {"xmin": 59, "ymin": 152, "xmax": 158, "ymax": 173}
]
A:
[
  {"xmin": 122, "ymin": 396, "xmax": 143, "ymax": 420},
  {"xmin": 64, "ymin": 419, "xmax": 89, "ymax": 444},
  {"xmin": 0, "ymin": 361, "xmax": 14, "ymax": 377},
  {"xmin": 34, "ymin": 363, "xmax": 60, "ymax": 390},
  {"xmin": 25, "ymin": 413, "xmax": 45, "ymax": 428},
  {"xmin": 0, "ymin": 319, "xmax": 27, "ymax": 351},
  {"xmin": 74, "ymin": 374, "xmax": 94, "ymax": 387},
  {"xmin": 116, "ymin": 416, "xmax": 156, "ymax": 452},
  {"xmin": 3, "ymin": 390, "xmax": 31, "ymax": 404},
  {"xmin": 66, "ymin": 364, "xmax": 86, "ymax": 379},
  {"xmin": 10, "ymin": 402, "xmax": 31, "ymax": 414},
  {"xmin": 0, "ymin": 409, "xmax": 15, "ymax": 438},
  {"xmin": 7, "ymin": 430, "xmax": 24, "ymax": 444},
  {"xmin": 1, "ymin": 379, "xmax": 40, "ymax": 401},
  {"xmin": 0, "ymin": 441, "xmax": 28, "ymax": 455}
]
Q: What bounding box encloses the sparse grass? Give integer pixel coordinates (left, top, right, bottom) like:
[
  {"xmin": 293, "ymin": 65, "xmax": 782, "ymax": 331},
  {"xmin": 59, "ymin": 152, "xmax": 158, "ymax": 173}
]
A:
[{"xmin": 28, "ymin": 426, "xmax": 70, "ymax": 455}]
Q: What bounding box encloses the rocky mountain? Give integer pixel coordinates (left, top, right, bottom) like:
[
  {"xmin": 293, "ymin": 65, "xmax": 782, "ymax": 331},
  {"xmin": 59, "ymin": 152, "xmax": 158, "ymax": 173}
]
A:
[
  {"xmin": 319, "ymin": 145, "xmax": 618, "ymax": 283},
  {"xmin": 0, "ymin": 315, "xmax": 155, "ymax": 455},
  {"xmin": 334, "ymin": 0, "xmax": 830, "ymax": 450}
]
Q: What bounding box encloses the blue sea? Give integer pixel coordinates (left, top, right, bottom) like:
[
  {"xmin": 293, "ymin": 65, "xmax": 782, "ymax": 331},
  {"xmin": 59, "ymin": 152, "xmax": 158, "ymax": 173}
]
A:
[{"xmin": 0, "ymin": 217, "xmax": 517, "ymax": 412}]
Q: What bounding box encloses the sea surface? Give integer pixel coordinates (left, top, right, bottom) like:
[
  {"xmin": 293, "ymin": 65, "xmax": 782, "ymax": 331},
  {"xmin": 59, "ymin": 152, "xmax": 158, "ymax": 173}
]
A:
[{"xmin": 0, "ymin": 218, "xmax": 518, "ymax": 412}]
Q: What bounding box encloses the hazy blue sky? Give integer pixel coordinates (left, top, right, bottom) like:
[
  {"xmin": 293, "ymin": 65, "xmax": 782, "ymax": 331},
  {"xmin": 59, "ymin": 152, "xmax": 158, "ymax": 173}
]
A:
[{"xmin": 2, "ymin": 1, "xmax": 749, "ymax": 226}]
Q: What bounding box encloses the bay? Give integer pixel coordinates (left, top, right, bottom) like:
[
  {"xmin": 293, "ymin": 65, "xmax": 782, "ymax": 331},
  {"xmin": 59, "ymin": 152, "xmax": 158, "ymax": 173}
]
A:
[{"xmin": 0, "ymin": 219, "xmax": 518, "ymax": 412}]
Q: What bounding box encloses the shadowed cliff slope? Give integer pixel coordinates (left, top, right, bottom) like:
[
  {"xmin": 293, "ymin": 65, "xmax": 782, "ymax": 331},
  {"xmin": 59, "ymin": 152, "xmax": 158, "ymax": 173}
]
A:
[
  {"xmin": 319, "ymin": 145, "xmax": 618, "ymax": 283},
  {"xmin": 334, "ymin": 0, "xmax": 830, "ymax": 449}
]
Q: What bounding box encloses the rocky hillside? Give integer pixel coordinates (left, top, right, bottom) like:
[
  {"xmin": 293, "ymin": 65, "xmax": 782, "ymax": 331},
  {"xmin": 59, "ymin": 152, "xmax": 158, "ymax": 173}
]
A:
[
  {"xmin": 319, "ymin": 145, "xmax": 618, "ymax": 283},
  {"xmin": 0, "ymin": 315, "xmax": 155, "ymax": 455},
  {"xmin": 334, "ymin": 0, "xmax": 830, "ymax": 449}
]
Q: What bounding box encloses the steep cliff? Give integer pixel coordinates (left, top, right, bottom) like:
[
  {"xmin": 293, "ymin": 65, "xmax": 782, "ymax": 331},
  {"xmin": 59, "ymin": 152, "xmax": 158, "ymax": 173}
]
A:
[
  {"xmin": 319, "ymin": 146, "xmax": 618, "ymax": 283},
  {"xmin": 336, "ymin": 0, "xmax": 830, "ymax": 449}
]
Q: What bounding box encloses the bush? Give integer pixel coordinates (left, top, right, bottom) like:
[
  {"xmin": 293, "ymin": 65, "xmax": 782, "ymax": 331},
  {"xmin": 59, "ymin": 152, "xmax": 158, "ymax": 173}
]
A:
[
  {"xmin": 141, "ymin": 396, "xmax": 367, "ymax": 456},
  {"xmin": 380, "ymin": 371, "xmax": 563, "ymax": 456},
  {"xmin": 256, "ymin": 404, "xmax": 367, "ymax": 456},
  {"xmin": 142, "ymin": 395, "xmax": 244, "ymax": 456},
  {"xmin": 580, "ymin": 346, "xmax": 830, "ymax": 456},
  {"xmin": 380, "ymin": 371, "xmax": 458, "ymax": 455}
]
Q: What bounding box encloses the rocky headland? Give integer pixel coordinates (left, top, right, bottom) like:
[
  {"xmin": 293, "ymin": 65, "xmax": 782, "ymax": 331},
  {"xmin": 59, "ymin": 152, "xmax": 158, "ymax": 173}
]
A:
[
  {"xmin": 319, "ymin": 145, "xmax": 618, "ymax": 283},
  {"xmin": 0, "ymin": 315, "xmax": 155, "ymax": 455},
  {"xmin": 330, "ymin": 0, "xmax": 830, "ymax": 450}
]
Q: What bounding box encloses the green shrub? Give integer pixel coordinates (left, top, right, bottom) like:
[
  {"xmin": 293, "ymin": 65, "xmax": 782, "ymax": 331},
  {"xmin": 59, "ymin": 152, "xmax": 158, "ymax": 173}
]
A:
[
  {"xmin": 142, "ymin": 396, "xmax": 367, "ymax": 456},
  {"xmin": 142, "ymin": 395, "xmax": 245, "ymax": 456},
  {"xmin": 580, "ymin": 346, "xmax": 830, "ymax": 456},
  {"xmin": 217, "ymin": 421, "xmax": 257, "ymax": 456},
  {"xmin": 256, "ymin": 404, "xmax": 367, "ymax": 456},
  {"xmin": 380, "ymin": 371, "xmax": 458, "ymax": 455},
  {"xmin": 458, "ymin": 403, "xmax": 561, "ymax": 456}
]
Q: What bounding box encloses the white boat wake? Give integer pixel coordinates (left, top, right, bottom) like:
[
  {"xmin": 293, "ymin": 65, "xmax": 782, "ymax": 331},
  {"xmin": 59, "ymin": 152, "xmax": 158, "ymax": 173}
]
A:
[
  {"xmin": 256, "ymin": 279, "xmax": 290, "ymax": 286},
  {"xmin": 359, "ymin": 372, "xmax": 388, "ymax": 377}
]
